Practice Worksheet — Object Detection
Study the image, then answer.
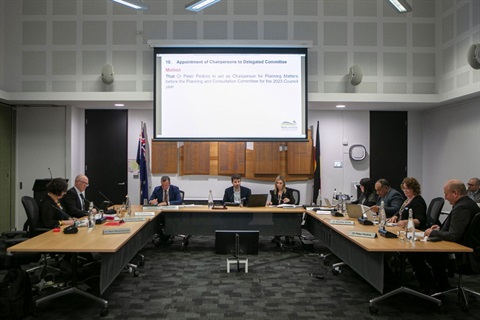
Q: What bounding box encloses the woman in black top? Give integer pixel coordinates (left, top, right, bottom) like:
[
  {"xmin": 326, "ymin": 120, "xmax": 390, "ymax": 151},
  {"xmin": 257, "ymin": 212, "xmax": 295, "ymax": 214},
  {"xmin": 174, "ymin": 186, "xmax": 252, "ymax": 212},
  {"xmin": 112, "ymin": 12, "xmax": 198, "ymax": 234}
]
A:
[
  {"xmin": 39, "ymin": 178, "xmax": 74, "ymax": 229},
  {"xmin": 388, "ymin": 177, "xmax": 427, "ymax": 230},
  {"xmin": 267, "ymin": 175, "xmax": 295, "ymax": 206},
  {"xmin": 351, "ymin": 177, "xmax": 378, "ymax": 207}
]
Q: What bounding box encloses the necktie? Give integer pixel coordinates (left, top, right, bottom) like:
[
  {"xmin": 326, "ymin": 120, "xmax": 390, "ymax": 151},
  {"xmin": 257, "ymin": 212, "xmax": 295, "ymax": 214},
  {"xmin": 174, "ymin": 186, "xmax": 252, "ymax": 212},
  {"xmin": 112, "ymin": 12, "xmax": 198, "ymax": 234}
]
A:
[
  {"xmin": 164, "ymin": 190, "xmax": 168, "ymax": 203},
  {"xmin": 80, "ymin": 193, "xmax": 85, "ymax": 210}
]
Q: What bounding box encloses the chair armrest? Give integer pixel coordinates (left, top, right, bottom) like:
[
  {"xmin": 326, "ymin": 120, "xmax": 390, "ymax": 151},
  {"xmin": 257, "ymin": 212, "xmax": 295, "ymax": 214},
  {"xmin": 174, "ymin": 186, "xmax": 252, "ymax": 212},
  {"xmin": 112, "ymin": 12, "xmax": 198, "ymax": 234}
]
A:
[
  {"xmin": 1, "ymin": 230, "xmax": 28, "ymax": 239},
  {"xmin": 33, "ymin": 228, "xmax": 52, "ymax": 236},
  {"xmin": 1, "ymin": 237, "xmax": 28, "ymax": 247}
]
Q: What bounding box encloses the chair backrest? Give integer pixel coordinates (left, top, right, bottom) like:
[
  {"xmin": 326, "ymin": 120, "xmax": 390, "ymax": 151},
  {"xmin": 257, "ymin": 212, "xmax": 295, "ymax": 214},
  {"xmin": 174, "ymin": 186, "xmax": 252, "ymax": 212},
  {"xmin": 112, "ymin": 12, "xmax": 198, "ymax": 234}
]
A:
[
  {"xmin": 179, "ymin": 190, "xmax": 185, "ymax": 203},
  {"xmin": 21, "ymin": 196, "xmax": 42, "ymax": 237},
  {"xmin": 426, "ymin": 197, "xmax": 445, "ymax": 228},
  {"xmin": 290, "ymin": 188, "xmax": 300, "ymax": 205},
  {"xmin": 457, "ymin": 211, "xmax": 480, "ymax": 274}
]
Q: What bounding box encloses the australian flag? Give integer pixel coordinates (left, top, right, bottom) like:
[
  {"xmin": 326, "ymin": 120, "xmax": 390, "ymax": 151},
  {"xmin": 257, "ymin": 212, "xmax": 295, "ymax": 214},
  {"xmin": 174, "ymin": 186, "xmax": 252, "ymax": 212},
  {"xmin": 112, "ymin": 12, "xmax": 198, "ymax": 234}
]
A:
[{"xmin": 136, "ymin": 123, "xmax": 149, "ymax": 204}]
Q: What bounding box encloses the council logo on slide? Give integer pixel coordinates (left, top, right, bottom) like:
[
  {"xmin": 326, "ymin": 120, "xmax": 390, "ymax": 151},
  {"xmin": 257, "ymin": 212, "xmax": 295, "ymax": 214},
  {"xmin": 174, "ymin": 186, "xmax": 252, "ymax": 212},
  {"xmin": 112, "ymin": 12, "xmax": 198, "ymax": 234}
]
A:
[{"xmin": 281, "ymin": 121, "xmax": 298, "ymax": 131}]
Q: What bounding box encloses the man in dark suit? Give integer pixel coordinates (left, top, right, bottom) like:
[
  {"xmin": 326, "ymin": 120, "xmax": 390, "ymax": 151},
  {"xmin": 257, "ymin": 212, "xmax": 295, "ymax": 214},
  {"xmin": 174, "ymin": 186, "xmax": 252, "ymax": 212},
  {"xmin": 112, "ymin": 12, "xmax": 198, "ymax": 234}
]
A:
[
  {"xmin": 61, "ymin": 174, "xmax": 95, "ymax": 218},
  {"xmin": 149, "ymin": 176, "xmax": 182, "ymax": 206},
  {"xmin": 409, "ymin": 179, "xmax": 479, "ymax": 293},
  {"xmin": 223, "ymin": 174, "xmax": 251, "ymax": 206},
  {"xmin": 371, "ymin": 178, "xmax": 404, "ymax": 218}
]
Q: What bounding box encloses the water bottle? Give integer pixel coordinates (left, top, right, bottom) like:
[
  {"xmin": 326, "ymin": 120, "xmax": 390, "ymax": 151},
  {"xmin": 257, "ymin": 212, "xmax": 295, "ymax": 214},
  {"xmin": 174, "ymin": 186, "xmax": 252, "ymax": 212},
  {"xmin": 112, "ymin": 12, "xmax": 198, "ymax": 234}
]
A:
[
  {"xmin": 316, "ymin": 189, "xmax": 322, "ymax": 206},
  {"xmin": 88, "ymin": 202, "xmax": 95, "ymax": 230},
  {"xmin": 208, "ymin": 190, "xmax": 214, "ymax": 209},
  {"xmin": 407, "ymin": 208, "xmax": 415, "ymax": 243},
  {"xmin": 378, "ymin": 200, "xmax": 386, "ymax": 230},
  {"xmin": 332, "ymin": 188, "xmax": 337, "ymax": 202},
  {"xmin": 125, "ymin": 195, "xmax": 131, "ymax": 216}
]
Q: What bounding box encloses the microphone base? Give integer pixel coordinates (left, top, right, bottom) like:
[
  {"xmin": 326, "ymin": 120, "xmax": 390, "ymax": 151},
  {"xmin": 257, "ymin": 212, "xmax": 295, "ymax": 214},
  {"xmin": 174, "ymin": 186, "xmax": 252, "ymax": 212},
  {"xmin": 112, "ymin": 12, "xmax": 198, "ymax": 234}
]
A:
[{"xmin": 358, "ymin": 218, "xmax": 374, "ymax": 225}]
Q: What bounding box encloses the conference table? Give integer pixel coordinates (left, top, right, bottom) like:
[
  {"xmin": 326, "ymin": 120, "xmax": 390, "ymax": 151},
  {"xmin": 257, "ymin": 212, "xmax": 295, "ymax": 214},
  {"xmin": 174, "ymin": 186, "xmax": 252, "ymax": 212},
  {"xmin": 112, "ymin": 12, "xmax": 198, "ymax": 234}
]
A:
[
  {"xmin": 161, "ymin": 205, "xmax": 304, "ymax": 243},
  {"xmin": 7, "ymin": 205, "xmax": 161, "ymax": 317},
  {"xmin": 304, "ymin": 210, "xmax": 473, "ymax": 313}
]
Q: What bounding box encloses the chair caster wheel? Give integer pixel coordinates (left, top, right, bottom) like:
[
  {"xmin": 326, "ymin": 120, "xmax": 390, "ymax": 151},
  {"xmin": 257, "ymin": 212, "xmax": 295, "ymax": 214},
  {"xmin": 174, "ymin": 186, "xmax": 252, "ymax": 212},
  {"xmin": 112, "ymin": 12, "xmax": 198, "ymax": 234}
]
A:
[
  {"xmin": 100, "ymin": 308, "xmax": 109, "ymax": 317},
  {"xmin": 134, "ymin": 270, "xmax": 140, "ymax": 277},
  {"xmin": 369, "ymin": 305, "xmax": 379, "ymax": 315}
]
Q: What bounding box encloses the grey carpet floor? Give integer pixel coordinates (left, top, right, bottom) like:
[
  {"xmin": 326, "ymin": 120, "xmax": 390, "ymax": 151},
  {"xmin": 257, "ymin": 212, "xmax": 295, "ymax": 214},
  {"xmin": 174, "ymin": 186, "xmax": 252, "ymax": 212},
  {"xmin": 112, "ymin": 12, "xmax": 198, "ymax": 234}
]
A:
[{"xmin": 19, "ymin": 231, "xmax": 480, "ymax": 319}]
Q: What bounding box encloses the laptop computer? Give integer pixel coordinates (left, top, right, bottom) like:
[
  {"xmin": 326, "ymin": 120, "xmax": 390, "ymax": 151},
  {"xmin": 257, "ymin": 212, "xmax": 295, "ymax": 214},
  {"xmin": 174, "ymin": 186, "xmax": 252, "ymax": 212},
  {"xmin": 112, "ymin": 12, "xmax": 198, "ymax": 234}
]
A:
[
  {"xmin": 323, "ymin": 198, "xmax": 333, "ymax": 207},
  {"xmin": 346, "ymin": 204, "xmax": 364, "ymax": 218},
  {"xmin": 247, "ymin": 194, "xmax": 268, "ymax": 207}
]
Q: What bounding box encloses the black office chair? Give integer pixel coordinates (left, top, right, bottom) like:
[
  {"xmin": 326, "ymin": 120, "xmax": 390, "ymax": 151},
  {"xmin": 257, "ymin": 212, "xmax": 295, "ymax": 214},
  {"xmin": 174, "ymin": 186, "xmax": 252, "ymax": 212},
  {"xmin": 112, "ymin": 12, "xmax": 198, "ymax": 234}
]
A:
[
  {"xmin": 173, "ymin": 190, "xmax": 192, "ymax": 248},
  {"xmin": 426, "ymin": 197, "xmax": 444, "ymax": 228},
  {"xmin": 431, "ymin": 211, "xmax": 480, "ymax": 311},
  {"xmin": 290, "ymin": 188, "xmax": 300, "ymax": 205},
  {"xmin": 21, "ymin": 196, "xmax": 62, "ymax": 277}
]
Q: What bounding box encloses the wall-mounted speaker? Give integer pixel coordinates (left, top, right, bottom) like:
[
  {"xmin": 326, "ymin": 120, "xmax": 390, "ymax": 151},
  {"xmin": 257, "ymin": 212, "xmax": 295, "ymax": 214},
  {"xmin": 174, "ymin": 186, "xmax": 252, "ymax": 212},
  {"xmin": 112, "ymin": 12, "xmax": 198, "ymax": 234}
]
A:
[
  {"xmin": 467, "ymin": 44, "xmax": 480, "ymax": 70},
  {"xmin": 101, "ymin": 64, "xmax": 115, "ymax": 84},
  {"xmin": 349, "ymin": 65, "xmax": 363, "ymax": 86}
]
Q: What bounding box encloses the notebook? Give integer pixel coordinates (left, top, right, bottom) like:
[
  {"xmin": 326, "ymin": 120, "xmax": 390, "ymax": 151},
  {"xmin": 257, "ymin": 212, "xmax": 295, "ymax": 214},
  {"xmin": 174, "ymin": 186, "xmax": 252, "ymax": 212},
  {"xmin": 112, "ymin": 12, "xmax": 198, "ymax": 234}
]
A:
[
  {"xmin": 346, "ymin": 204, "xmax": 364, "ymax": 218},
  {"xmin": 247, "ymin": 194, "xmax": 268, "ymax": 207}
]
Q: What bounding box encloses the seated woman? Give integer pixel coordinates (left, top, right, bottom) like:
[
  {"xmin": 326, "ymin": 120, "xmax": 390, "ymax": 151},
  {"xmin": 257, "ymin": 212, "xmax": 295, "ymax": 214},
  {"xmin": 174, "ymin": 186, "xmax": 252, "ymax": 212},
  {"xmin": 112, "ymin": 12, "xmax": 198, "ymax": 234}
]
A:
[
  {"xmin": 351, "ymin": 177, "xmax": 378, "ymax": 206},
  {"xmin": 39, "ymin": 178, "xmax": 75, "ymax": 229},
  {"xmin": 267, "ymin": 175, "xmax": 296, "ymax": 206},
  {"xmin": 267, "ymin": 175, "xmax": 296, "ymax": 246},
  {"xmin": 388, "ymin": 177, "xmax": 427, "ymax": 230}
]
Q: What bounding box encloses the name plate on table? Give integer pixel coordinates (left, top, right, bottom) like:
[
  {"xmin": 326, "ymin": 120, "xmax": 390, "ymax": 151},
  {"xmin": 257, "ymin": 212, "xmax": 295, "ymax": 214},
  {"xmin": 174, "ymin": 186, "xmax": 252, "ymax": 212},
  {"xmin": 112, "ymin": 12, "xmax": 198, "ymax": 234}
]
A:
[
  {"xmin": 162, "ymin": 206, "xmax": 179, "ymax": 210},
  {"xmin": 330, "ymin": 219, "xmax": 355, "ymax": 225},
  {"xmin": 123, "ymin": 217, "xmax": 147, "ymax": 222},
  {"xmin": 135, "ymin": 212, "xmax": 155, "ymax": 216},
  {"xmin": 316, "ymin": 210, "xmax": 333, "ymax": 215},
  {"xmin": 348, "ymin": 231, "xmax": 377, "ymax": 238},
  {"xmin": 103, "ymin": 228, "xmax": 131, "ymax": 235}
]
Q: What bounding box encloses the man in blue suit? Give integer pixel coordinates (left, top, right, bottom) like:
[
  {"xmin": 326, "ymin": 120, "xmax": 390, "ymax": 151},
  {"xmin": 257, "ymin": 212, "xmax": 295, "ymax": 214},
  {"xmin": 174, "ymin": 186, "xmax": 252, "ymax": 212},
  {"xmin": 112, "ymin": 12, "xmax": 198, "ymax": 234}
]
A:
[
  {"xmin": 223, "ymin": 174, "xmax": 251, "ymax": 206},
  {"xmin": 149, "ymin": 176, "xmax": 183, "ymax": 206},
  {"xmin": 371, "ymin": 178, "xmax": 404, "ymax": 218}
]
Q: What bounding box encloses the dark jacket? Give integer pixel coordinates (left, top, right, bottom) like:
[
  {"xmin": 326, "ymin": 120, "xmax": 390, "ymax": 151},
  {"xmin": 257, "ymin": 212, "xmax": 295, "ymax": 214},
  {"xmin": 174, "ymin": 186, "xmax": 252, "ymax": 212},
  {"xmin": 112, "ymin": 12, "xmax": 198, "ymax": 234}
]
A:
[
  {"xmin": 61, "ymin": 187, "xmax": 89, "ymax": 218},
  {"xmin": 223, "ymin": 186, "xmax": 251, "ymax": 206},
  {"xmin": 39, "ymin": 195, "xmax": 71, "ymax": 229},
  {"xmin": 430, "ymin": 195, "xmax": 479, "ymax": 245},
  {"xmin": 270, "ymin": 188, "xmax": 296, "ymax": 205},
  {"xmin": 149, "ymin": 185, "xmax": 183, "ymax": 205}
]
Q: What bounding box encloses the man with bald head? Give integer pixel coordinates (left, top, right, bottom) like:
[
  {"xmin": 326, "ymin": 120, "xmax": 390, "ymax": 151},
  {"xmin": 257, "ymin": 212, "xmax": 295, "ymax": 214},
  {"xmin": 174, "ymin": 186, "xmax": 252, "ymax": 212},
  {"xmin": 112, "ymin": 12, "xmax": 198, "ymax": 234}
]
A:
[
  {"xmin": 408, "ymin": 179, "xmax": 479, "ymax": 293},
  {"xmin": 62, "ymin": 174, "xmax": 96, "ymax": 218}
]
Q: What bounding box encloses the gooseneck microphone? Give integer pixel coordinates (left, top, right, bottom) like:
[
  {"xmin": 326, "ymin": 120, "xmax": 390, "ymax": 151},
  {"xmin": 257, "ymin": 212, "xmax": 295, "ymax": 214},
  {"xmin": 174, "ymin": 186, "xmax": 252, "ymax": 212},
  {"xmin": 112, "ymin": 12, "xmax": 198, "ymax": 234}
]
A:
[
  {"xmin": 48, "ymin": 168, "xmax": 53, "ymax": 180},
  {"xmin": 51, "ymin": 204, "xmax": 70, "ymax": 219},
  {"xmin": 98, "ymin": 190, "xmax": 114, "ymax": 206}
]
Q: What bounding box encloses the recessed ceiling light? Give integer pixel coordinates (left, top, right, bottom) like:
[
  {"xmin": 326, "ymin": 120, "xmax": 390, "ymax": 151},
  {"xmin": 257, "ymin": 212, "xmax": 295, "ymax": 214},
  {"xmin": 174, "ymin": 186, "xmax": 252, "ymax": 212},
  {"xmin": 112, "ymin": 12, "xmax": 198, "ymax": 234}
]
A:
[
  {"xmin": 115, "ymin": 104, "xmax": 125, "ymax": 107},
  {"xmin": 336, "ymin": 105, "xmax": 346, "ymax": 108}
]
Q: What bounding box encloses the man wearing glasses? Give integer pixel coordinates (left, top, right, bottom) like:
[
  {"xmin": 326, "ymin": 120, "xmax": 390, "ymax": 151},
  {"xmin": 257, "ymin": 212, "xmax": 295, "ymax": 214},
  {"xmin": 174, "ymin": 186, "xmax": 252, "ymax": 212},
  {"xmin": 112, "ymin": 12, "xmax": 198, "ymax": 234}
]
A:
[
  {"xmin": 62, "ymin": 174, "xmax": 96, "ymax": 218},
  {"xmin": 467, "ymin": 177, "xmax": 480, "ymax": 203}
]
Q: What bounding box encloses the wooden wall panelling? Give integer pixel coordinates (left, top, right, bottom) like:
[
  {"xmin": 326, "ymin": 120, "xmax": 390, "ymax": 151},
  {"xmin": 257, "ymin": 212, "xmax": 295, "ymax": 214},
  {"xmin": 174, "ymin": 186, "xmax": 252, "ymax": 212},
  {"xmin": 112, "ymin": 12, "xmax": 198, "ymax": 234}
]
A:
[
  {"xmin": 182, "ymin": 142, "xmax": 210, "ymax": 175},
  {"xmin": 218, "ymin": 142, "xmax": 246, "ymax": 175},
  {"xmin": 287, "ymin": 130, "xmax": 313, "ymax": 175},
  {"xmin": 151, "ymin": 141, "xmax": 178, "ymax": 174},
  {"xmin": 254, "ymin": 142, "xmax": 281, "ymax": 175}
]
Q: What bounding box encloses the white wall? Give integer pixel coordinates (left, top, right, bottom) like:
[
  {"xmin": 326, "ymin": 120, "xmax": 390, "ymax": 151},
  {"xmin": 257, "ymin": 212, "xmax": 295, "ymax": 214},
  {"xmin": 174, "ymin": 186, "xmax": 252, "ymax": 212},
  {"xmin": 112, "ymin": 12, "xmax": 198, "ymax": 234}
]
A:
[
  {"xmin": 16, "ymin": 106, "xmax": 67, "ymax": 229},
  {"xmin": 123, "ymin": 109, "xmax": 371, "ymax": 206},
  {"xmin": 421, "ymin": 97, "xmax": 480, "ymax": 210}
]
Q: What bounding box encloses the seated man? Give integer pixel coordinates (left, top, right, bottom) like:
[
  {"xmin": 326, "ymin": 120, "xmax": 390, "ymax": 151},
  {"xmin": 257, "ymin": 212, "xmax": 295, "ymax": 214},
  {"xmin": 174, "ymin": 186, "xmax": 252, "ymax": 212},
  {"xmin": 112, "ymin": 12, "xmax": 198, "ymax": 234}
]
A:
[
  {"xmin": 408, "ymin": 179, "xmax": 479, "ymax": 293},
  {"xmin": 61, "ymin": 174, "xmax": 95, "ymax": 218},
  {"xmin": 467, "ymin": 177, "xmax": 480, "ymax": 202},
  {"xmin": 149, "ymin": 176, "xmax": 182, "ymax": 244},
  {"xmin": 149, "ymin": 176, "xmax": 182, "ymax": 206},
  {"xmin": 222, "ymin": 174, "xmax": 251, "ymax": 206},
  {"xmin": 370, "ymin": 179, "xmax": 404, "ymax": 218}
]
